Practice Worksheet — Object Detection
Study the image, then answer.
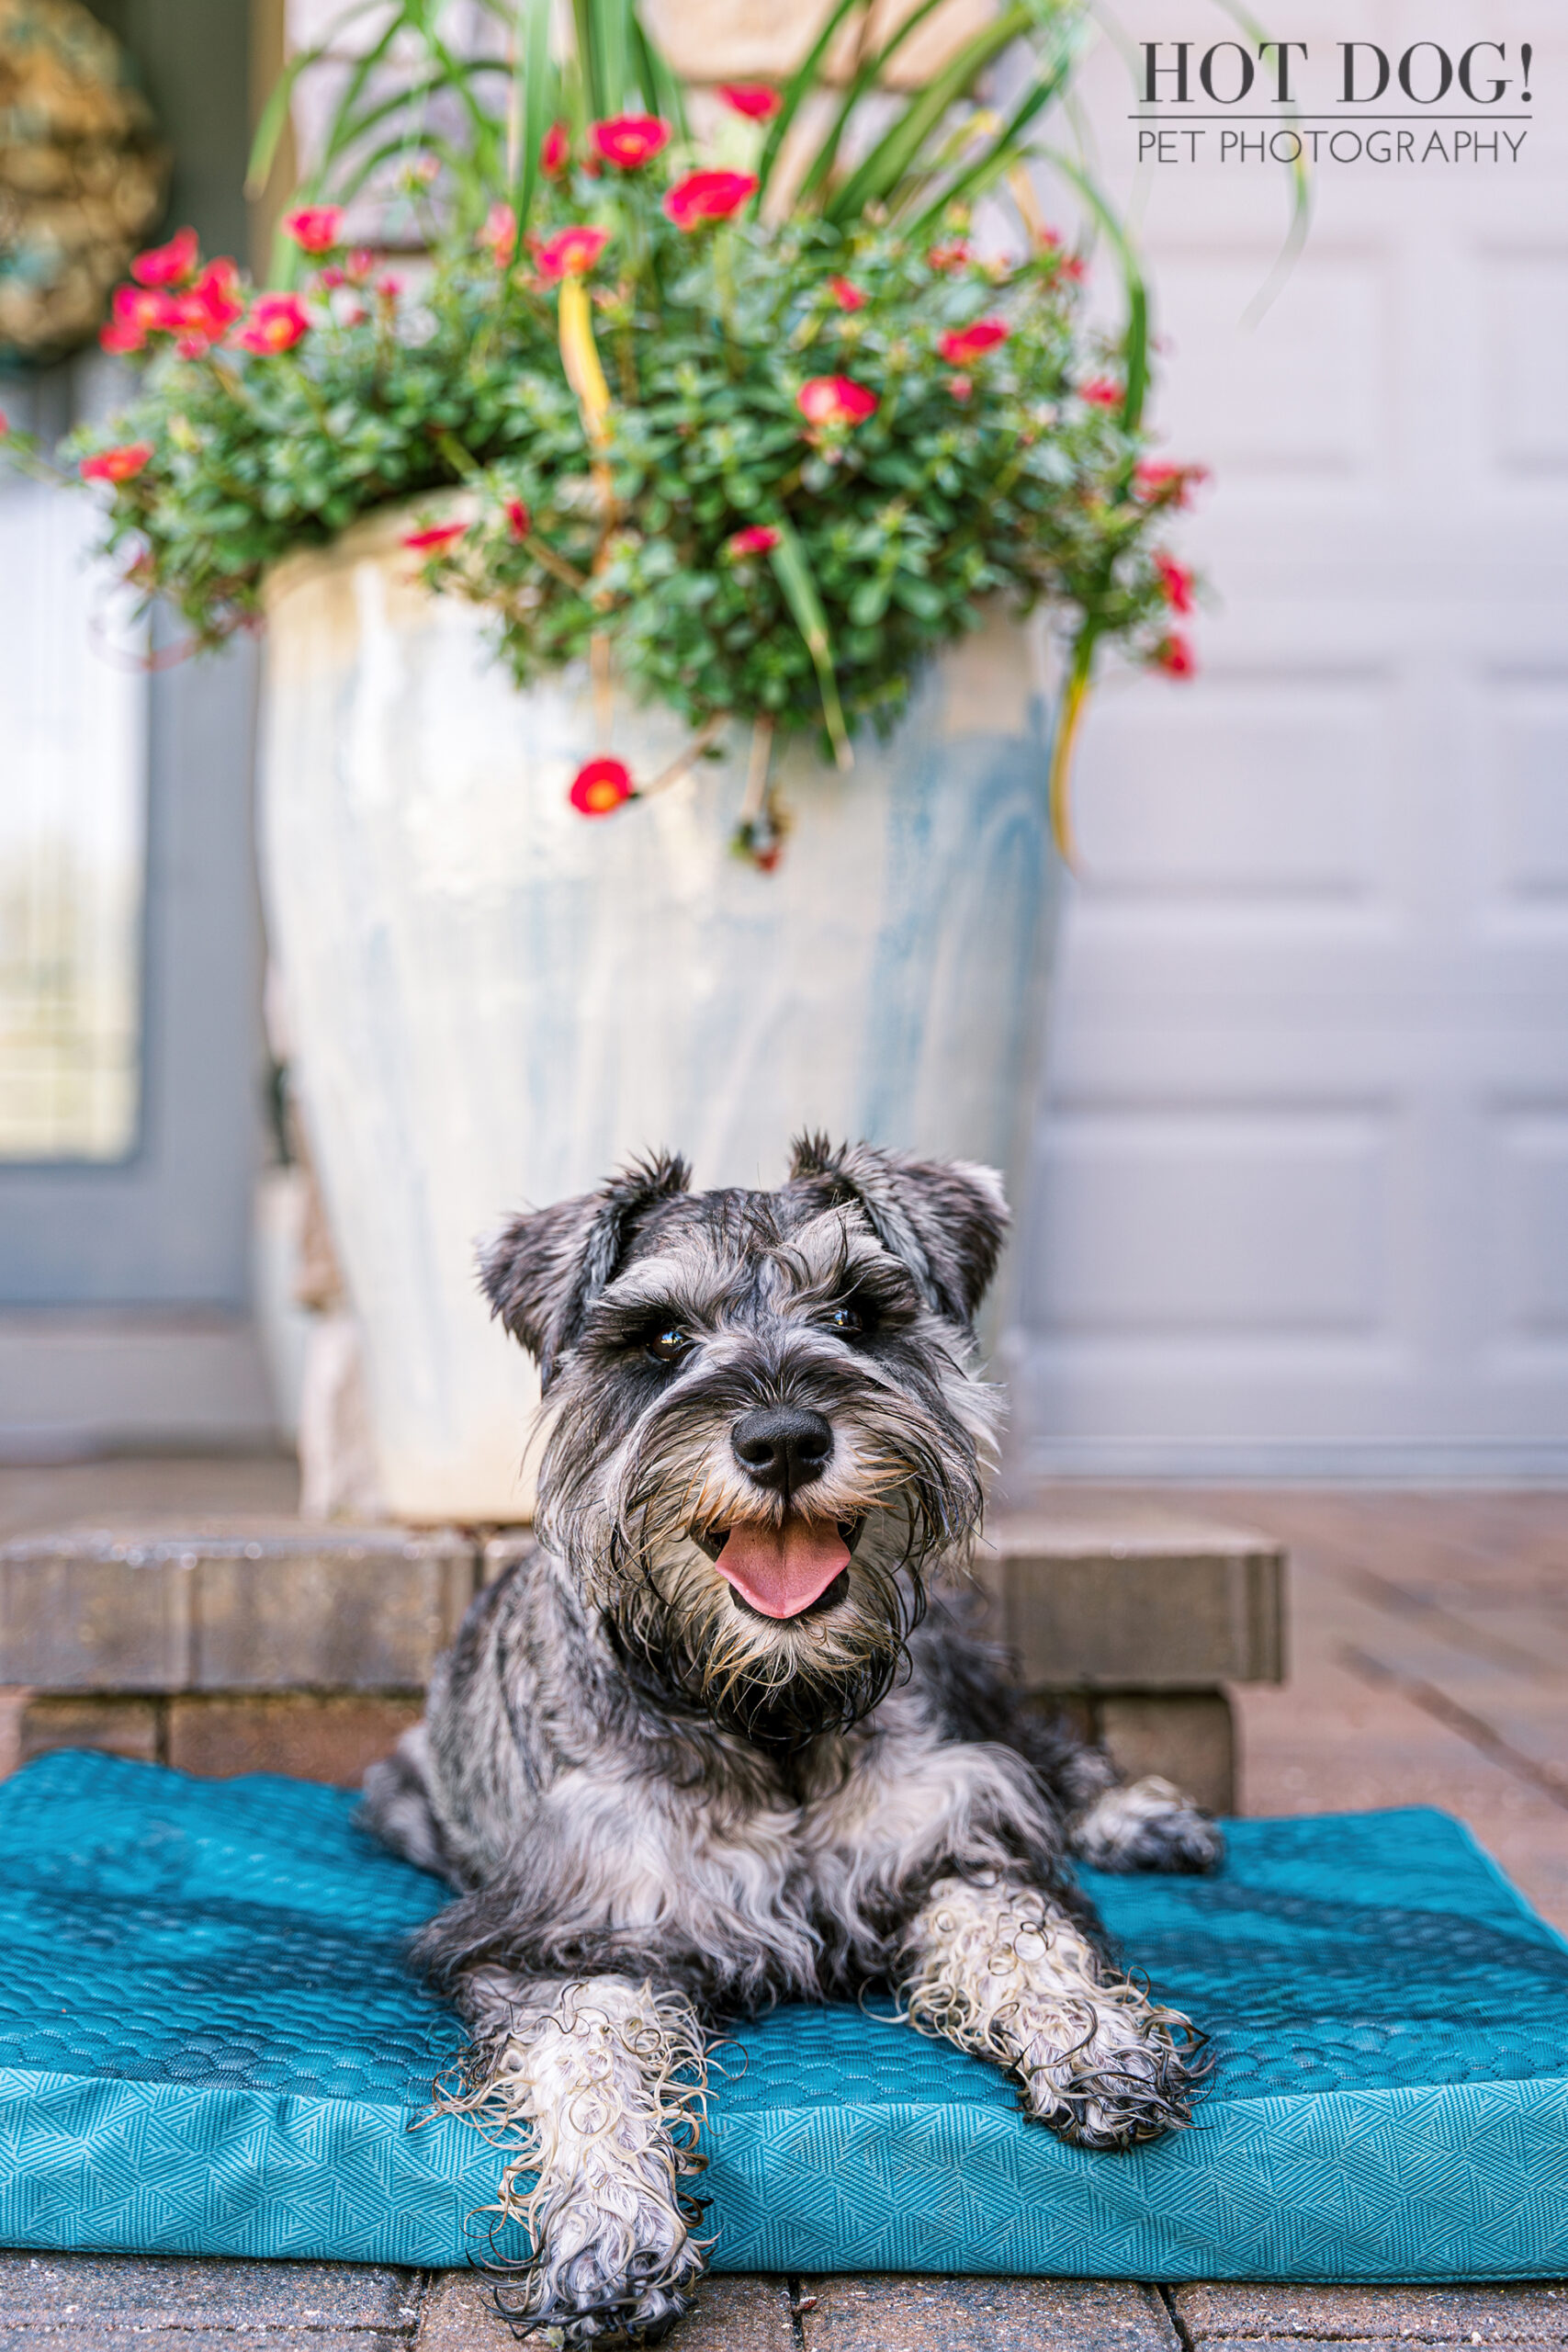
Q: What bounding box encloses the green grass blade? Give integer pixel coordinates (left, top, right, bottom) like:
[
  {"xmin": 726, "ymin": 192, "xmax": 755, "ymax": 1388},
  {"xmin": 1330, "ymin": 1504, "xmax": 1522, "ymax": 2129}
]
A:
[
  {"xmin": 794, "ymin": 0, "xmax": 953, "ymax": 209},
  {"xmin": 1036, "ymin": 143, "xmax": 1147, "ymax": 426},
  {"xmin": 510, "ymin": 0, "xmax": 553, "ymax": 251},
  {"xmin": 903, "ymin": 29, "xmax": 1079, "ymax": 233},
  {"xmin": 631, "ymin": 14, "xmax": 687, "ymax": 139},
  {"xmin": 824, "ymin": 6, "xmax": 1032, "ymax": 225},
  {"xmin": 768, "ymin": 521, "xmax": 852, "ymax": 770},
  {"xmin": 755, "ymin": 0, "xmax": 866, "ymax": 209},
  {"xmin": 245, "ymin": 0, "xmax": 385, "ymax": 194}
]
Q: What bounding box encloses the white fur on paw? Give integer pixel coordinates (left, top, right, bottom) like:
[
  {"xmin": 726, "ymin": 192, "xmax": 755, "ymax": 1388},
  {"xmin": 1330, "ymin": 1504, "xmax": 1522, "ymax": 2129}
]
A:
[
  {"xmin": 900, "ymin": 1876, "xmax": 1202, "ymax": 2150},
  {"xmin": 434, "ymin": 1978, "xmax": 707, "ymax": 2346},
  {"xmin": 1070, "ymin": 1776, "xmax": 1224, "ymax": 1874}
]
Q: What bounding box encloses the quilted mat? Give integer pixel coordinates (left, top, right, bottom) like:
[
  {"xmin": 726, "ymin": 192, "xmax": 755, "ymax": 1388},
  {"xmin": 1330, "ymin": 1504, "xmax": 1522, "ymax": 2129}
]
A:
[{"xmin": 0, "ymin": 1750, "xmax": 1564, "ymax": 2280}]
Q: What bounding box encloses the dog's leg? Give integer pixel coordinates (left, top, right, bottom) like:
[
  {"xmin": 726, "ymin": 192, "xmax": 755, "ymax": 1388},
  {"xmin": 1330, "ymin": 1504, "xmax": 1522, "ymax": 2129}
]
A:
[
  {"xmin": 440, "ymin": 1973, "xmax": 707, "ymax": 2346},
  {"xmin": 897, "ymin": 1874, "xmax": 1204, "ymax": 2149},
  {"xmin": 1068, "ymin": 1774, "xmax": 1223, "ymax": 1874}
]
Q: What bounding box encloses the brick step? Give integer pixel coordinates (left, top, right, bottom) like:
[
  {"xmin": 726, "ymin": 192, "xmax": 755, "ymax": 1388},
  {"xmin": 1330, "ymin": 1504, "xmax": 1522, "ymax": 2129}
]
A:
[{"xmin": 0, "ymin": 1511, "xmax": 1284, "ymax": 1804}]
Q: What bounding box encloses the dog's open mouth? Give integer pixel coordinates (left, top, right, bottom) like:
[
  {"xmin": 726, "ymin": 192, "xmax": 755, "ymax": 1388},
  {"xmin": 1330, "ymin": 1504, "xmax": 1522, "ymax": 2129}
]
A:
[{"xmin": 695, "ymin": 1515, "xmax": 863, "ymax": 1620}]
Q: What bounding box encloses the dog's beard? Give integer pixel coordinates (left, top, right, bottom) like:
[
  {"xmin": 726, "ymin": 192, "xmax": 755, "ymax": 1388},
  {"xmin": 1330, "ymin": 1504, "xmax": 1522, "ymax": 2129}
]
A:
[{"xmin": 608, "ymin": 1502, "xmax": 928, "ymax": 1749}]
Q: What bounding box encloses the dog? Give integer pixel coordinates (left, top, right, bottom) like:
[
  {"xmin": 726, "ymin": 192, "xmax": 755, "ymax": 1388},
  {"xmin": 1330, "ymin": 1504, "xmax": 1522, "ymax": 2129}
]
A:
[{"xmin": 364, "ymin": 1136, "xmax": 1220, "ymax": 2346}]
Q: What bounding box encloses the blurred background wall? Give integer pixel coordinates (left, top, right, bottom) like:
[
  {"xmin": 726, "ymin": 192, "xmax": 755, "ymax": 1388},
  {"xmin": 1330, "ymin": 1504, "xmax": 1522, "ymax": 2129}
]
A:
[{"xmin": 2, "ymin": 0, "xmax": 1564, "ymax": 1484}]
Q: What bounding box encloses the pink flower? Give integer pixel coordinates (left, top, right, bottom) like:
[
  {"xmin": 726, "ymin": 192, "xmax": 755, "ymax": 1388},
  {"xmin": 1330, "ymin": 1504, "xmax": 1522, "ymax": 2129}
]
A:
[
  {"xmin": 479, "ymin": 203, "xmax": 516, "ymax": 264},
  {"xmin": 234, "ymin": 293, "xmax": 310, "ymax": 355},
  {"xmin": 505, "ymin": 499, "xmax": 531, "ymax": 540},
  {"xmin": 726, "ymin": 524, "xmax": 780, "ymax": 559},
  {"xmin": 402, "ymin": 522, "xmax": 468, "ymax": 554},
  {"xmin": 284, "ymin": 205, "xmax": 344, "ymax": 255},
  {"xmin": 320, "ymin": 244, "xmax": 376, "ymax": 286},
  {"xmin": 937, "ymin": 317, "xmax": 1010, "ymax": 366},
  {"xmin": 947, "ymin": 373, "xmax": 973, "ymax": 402},
  {"xmin": 1154, "ymin": 633, "xmax": 1195, "ymax": 678},
  {"xmin": 718, "ymin": 83, "xmax": 781, "ymax": 120},
  {"xmin": 533, "ymin": 225, "xmax": 611, "ymax": 281},
  {"xmin": 185, "ymin": 259, "xmax": 244, "ymax": 335},
  {"xmin": 1134, "ymin": 458, "xmax": 1206, "ymax": 508},
  {"xmin": 99, "ymin": 284, "xmax": 165, "ymax": 352},
  {"xmin": 796, "ymin": 375, "xmax": 877, "ymax": 428},
  {"xmin": 828, "ymin": 277, "xmax": 865, "ymax": 311},
  {"xmin": 927, "ymin": 242, "xmax": 971, "ymax": 272},
  {"xmin": 570, "ymin": 755, "xmax": 634, "ymax": 816},
  {"xmin": 541, "ymin": 120, "xmax": 570, "ymax": 175},
  {"xmin": 1154, "ymin": 551, "xmax": 1194, "ymax": 615},
  {"xmin": 590, "ymin": 114, "xmax": 670, "ymax": 170},
  {"xmin": 130, "ymin": 227, "xmax": 198, "ymax": 288},
  {"xmin": 1079, "ymin": 377, "xmax": 1122, "ymax": 407},
  {"xmin": 80, "ymin": 442, "xmax": 153, "ymax": 483},
  {"xmin": 663, "ymin": 170, "xmax": 757, "ymax": 229}
]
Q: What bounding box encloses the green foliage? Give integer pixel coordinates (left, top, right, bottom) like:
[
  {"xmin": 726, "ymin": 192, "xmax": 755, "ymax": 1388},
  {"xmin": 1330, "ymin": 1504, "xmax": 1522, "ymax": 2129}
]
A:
[{"xmin": 36, "ymin": 1, "xmax": 1207, "ymax": 823}]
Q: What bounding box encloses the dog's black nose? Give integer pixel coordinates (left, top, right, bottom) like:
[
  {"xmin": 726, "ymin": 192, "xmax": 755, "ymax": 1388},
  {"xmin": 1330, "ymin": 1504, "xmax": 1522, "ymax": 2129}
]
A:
[{"xmin": 731, "ymin": 1406, "xmax": 833, "ymax": 1493}]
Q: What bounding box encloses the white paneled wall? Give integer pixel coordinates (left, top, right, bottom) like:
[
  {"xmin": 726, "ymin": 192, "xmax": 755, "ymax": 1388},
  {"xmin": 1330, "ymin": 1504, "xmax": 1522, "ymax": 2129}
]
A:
[{"xmin": 1018, "ymin": 1, "xmax": 1568, "ymax": 1475}]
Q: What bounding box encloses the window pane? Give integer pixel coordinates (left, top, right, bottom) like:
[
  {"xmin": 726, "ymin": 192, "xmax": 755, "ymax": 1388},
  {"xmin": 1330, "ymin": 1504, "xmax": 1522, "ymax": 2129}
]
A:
[{"xmin": 0, "ymin": 429, "xmax": 147, "ymax": 1160}]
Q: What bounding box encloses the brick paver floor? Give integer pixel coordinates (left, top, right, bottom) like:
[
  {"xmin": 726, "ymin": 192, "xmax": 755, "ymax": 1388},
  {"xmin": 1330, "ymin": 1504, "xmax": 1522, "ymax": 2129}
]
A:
[{"xmin": 1, "ymin": 1465, "xmax": 1563, "ymax": 2345}]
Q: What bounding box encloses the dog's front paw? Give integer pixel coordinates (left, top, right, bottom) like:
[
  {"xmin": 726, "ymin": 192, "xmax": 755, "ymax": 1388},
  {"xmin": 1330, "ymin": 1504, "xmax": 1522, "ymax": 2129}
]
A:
[
  {"xmin": 1070, "ymin": 1775, "xmax": 1224, "ymax": 1874},
  {"xmin": 1010, "ymin": 1973, "xmax": 1205, "ymax": 2151},
  {"xmin": 497, "ymin": 2177, "xmax": 705, "ymax": 2346}
]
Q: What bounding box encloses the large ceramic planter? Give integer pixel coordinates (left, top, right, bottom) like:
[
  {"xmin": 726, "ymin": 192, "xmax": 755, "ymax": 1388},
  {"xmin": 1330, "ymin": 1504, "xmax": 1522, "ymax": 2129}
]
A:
[{"xmin": 260, "ymin": 503, "xmax": 1064, "ymax": 1521}]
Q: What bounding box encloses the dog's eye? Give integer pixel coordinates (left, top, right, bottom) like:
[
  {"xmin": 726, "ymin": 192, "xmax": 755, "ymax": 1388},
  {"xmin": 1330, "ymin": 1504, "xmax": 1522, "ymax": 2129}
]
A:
[
  {"xmin": 827, "ymin": 1305, "xmax": 863, "ymax": 1338},
  {"xmin": 646, "ymin": 1328, "xmax": 691, "ymax": 1366}
]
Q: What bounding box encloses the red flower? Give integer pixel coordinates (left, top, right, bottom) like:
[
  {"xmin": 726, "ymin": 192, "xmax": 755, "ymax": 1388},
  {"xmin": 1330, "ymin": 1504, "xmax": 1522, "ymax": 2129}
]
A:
[
  {"xmin": 663, "ymin": 170, "xmax": 757, "ymax": 230},
  {"xmin": 1154, "ymin": 633, "xmax": 1195, "ymax": 678},
  {"xmin": 505, "ymin": 499, "xmax": 531, "ymax": 540},
  {"xmin": 234, "ymin": 294, "xmax": 310, "ymax": 355},
  {"xmin": 1134, "ymin": 458, "xmax": 1206, "ymax": 508},
  {"xmin": 726, "ymin": 524, "xmax": 780, "ymax": 559},
  {"xmin": 591, "ymin": 114, "xmax": 670, "ymax": 170},
  {"xmin": 533, "ymin": 225, "xmax": 611, "ymax": 281},
  {"xmin": 927, "ymin": 242, "xmax": 971, "ymax": 271},
  {"xmin": 947, "ymin": 373, "xmax": 973, "ymax": 402},
  {"xmin": 402, "ymin": 522, "xmax": 468, "ymax": 554},
  {"xmin": 828, "ymin": 277, "xmax": 866, "ymax": 311},
  {"xmin": 796, "ymin": 375, "xmax": 878, "ymax": 428},
  {"xmin": 937, "ymin": 317, "xmax": 1009, "ymax": 366},
  {"xmin": 80, "ymin": 442, "xmax": 153, "ymax": 483},
  {"xmin": 479, "ymin": 203, "xmax": 516, "ymax": 264},
  {"xmin": 184, "ymin": 259, "xmax": 244, "ymax": 336},
  {"xmin": 541, "ymin": 120, "xmax": 570, "ymax": 175},
  {"xmin": 1154, "ymin": 551, "xmax": 1194, "ymax": 615},
  {"xmin": 1079, "ymin": 377, "xmax": 1123, "ymax": 407},
  {"xmin": 570, "ymin": 755, "xmax": 634, "ymax": 816},
  {"xmin": 130, "ymin": 227, "xmax": 198, "ymax": 288},
  {"xmin": 718, "ymin": 83, "xmax": 781, "ymax": 120},
  {"xmin": 284, "ymin": 205, "xmax": 344, "ymax": 255},
  {"xmin": 1058, "ymin": 254, "xmax": 1087, "ymax": 283}
]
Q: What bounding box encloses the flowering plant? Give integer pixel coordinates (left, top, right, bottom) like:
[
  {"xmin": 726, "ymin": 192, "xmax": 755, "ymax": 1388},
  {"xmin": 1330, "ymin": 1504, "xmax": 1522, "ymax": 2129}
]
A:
[{"xmin": 11, "ymin": 0, "xmax": 1205, "ymax": 863}]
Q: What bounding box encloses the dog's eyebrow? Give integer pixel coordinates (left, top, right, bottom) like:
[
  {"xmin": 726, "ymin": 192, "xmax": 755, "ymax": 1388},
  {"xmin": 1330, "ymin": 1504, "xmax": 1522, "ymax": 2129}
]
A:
[
  {"xmin": 590, "ymin": 1246, "xmax": 751, "ymax": 1330},
  {"xmin": 769, "ymin": 1212, "xmax": 922, "ymax": 1313}
]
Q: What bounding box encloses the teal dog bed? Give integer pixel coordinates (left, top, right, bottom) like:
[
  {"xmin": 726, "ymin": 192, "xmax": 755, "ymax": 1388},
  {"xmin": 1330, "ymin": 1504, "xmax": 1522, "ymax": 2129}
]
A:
[{"xmin": 0, "ymin": 1750, "xmax": 1564, "ymax": 2279}]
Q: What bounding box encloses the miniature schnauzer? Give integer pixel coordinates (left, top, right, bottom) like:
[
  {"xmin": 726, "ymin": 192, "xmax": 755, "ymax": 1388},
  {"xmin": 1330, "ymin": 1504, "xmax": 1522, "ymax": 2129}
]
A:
[{"xmin": 365, "ymin": 1137, "xmax": 1220, "ymax": 2346}]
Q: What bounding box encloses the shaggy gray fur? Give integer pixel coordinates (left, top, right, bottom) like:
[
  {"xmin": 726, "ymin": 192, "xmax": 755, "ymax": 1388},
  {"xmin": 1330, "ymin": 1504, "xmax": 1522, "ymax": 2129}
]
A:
[{"xmin": 364, "ymin": 1139, "xmax": 1218, "ymax": 2346}]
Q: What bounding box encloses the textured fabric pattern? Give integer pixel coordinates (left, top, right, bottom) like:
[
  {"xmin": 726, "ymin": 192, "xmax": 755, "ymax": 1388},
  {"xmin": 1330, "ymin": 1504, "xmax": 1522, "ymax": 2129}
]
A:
[{"xmin": 0, "ymin": 1752, "xmax": 1563, "ymax": 2278}]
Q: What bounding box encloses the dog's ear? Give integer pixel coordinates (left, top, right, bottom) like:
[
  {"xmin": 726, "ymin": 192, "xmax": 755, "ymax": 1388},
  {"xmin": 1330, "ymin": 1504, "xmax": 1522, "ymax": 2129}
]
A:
[
  {"xmin": 788, "ymin": 1133, "xmax": 1008, "ymax": 1328},
  {"xmin": 479, "ymin": 1151, "xmax": 691, "ymax": 1389}
]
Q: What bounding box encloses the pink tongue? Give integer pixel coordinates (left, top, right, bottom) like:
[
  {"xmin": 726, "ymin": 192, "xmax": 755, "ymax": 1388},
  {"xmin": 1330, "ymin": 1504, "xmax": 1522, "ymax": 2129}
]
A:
[{"xmin": 715, "ymin": 1520, "xmax": 852, "ymax": 1620}]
